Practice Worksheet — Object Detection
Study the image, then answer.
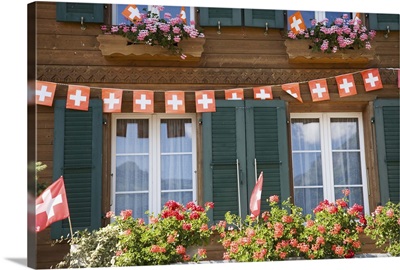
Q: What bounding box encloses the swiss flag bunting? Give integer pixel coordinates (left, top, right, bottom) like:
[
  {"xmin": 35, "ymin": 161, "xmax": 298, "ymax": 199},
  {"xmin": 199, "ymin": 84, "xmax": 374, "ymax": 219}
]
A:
[
  {"xmin": 309, "ymin": 79, "xmax": 330, "ymax": 102},
  {"xmin": 249, "ymin": 172, "xmax": 264, "ymax": 218},
  {"xmin": 253, "ymin": 86, "xmax": 273, "ymax": 100},
  {"xmin": 66, "ymin": 85, "xmax": 90, "ymax": 111},
  {"xmin": 102, "ymin": 88, "xmax": 123, "ymax": 113},
  {"xmin": 288, "ymin": 11, "xmax": 306, "ymax": 34},
  {"xmin": 195, "ymin": 90, "xmax": 216, "ymax": 112},
  {"xmin": 36, "ymin": 176, "xmax": 70, "ymax": 233},
  {"xmin": 398, "ymin": 70, "xmax": 400, "ymax": 89},
  {"xmin": 122, "ymin": 5, "xmax": 141, "ymax": 22},
  {"xmin": 36, "ymin": 81, "xmax": 56, "ymax": 106},
  {"xmin": 165, "ymin": 91, "xmax": 185, "ymax": 113},
  {"xmin": 133, "ymin": 90, "xmax": 154, "ymax": 113},
  {"xmin": 335, "ymin": 74, "xmax": 357, "ymax": 97},
  {"xmin": 225, "ymin": 88, "xmax": 244, "ymax": 100},
  {"xmin": 361, "ymin": 69, "xmax": 383, "ymax": 92},
  {"xmin": 282, "ymin": 83, "xmax": 303, "ymax": 103}
]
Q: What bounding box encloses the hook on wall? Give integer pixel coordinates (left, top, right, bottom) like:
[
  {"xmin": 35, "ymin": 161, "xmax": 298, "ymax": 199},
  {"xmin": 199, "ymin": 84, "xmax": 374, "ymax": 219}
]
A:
[
  {"xmin": 264, "ymin": 22, "xmax": 269, "ymax": 36},
  {"xmin": 384, "ymin": 25, "xmax": 390, "ymax": 38},
  {"xmin": 217, "ymin": 20, "xmax": 221, "ymax": 34},
  {"xmin": 80, "ymin": 16, "xmax": 87, "ymax": 30}
]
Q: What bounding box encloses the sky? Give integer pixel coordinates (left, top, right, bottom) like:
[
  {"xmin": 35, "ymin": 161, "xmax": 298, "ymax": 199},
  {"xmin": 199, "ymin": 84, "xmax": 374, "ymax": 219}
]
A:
[{"xmin": 0, "ymin": 0, "xmax": 398, "ymax": 269}]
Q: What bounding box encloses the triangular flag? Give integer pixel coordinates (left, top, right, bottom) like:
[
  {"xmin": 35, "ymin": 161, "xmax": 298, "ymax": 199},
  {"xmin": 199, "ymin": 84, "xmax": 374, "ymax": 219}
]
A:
[
  {"xmin": 66, "ymin": 85, "xmax": 90, "ymax": 111},
  {"xmin": 195, "ymin": 90, "xmax": 216, "ymax": 112},
  {"xmin": 225, "ymin": 88, "xmax": 244, "ymax": 100},
  {"xmin": 179, "ymin": 7, "xmax": 187, "ymax": 24},
  {"xmin": 398, "ymin": 70, "xmax": 400, "ymax": 89},
  {"xmin": 122, "ymin": 5, "xmax": 142, "ymax": 22},
  {"xmin": 36, "ymin": 81, "xmax": 56, "ymax": 106},
  {"xmin": 36, "ymin": 176, "xmax": 70, "ymax": 233},
  {"xmin": 288, "ymin": 11, "xmax": 306, "ymax": 34},
  {"xmin": 361, "ymin": 69, "xmax": 383, "ymax": 92},
  {"xmin": 253, "ymin": 86, "xmax": 273, "ymax": 100},
  {"xmin": 165, "ymin": 91, "xmax": 185, "ymax": 113},
  {"xmin": 249, "ymin": 172, "xmax": 264, "ymax": 218},
  {"xmin": 282, "ymin": 83, "xmax": 303, "ymax": 103},
  {"xmin": 133, "ymin": 90, "xmax": 154, "ymax": 113},
  {"xmin": 308, "ymin": 79, "xmax": 330, "ymax": 102},
  {"xmin": 102, "ymin": 88, "xmax": 123, "ymax": 113},
  {"xmin": 353, "ymin": 12, "xmax": 362, "ymax": 25},
  {"xmin": 335, "ymin": 74, "xmax": 357, "ymax": 97}
]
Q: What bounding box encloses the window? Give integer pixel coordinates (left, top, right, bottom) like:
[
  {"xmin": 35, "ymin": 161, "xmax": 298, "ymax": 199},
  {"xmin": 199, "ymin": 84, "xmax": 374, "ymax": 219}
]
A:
[
  {"xmin": 287, "ymin": 11, "xmax": 356, "ymax": 29},
  {"xmin": 290, "ymin": 113, "xmax": 369, "ymax": 215},
  {"xmin": 56, "ymin": 2, "xmax": 104, "ymax": 23},
  {"xmin": 368, "ymin": 13, "xmax": 399, "ymax": 30},
  {"xmin": 111, "ymin": 114, "xmax": 197, "ymax": 221}
]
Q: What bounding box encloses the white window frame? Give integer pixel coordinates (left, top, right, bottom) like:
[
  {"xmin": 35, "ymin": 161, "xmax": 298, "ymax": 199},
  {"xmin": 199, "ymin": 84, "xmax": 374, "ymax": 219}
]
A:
[
  {"xmin": 111, "ymin": 113, "xmax": 197, "ymax": 216},
  {"xmin": 290, "ymin": 112, "xmax": 369, "ymax": 214}
]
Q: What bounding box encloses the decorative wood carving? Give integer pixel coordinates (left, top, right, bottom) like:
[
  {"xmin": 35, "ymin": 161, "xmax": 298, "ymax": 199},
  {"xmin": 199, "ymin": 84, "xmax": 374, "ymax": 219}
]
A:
[{"xmin": 97, "ymin": 35, "xmax": 206, "ymax": 61}]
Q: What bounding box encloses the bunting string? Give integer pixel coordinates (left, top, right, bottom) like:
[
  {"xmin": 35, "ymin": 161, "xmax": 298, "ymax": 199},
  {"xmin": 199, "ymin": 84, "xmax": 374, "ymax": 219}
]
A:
[{"xmin": 35, "ymin": 67, "xmax": 400, "ymax": 113}]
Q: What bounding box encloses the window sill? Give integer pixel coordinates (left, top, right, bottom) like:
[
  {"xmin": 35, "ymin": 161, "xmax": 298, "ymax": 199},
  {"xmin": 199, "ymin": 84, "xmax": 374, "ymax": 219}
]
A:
[
  {"xmin": 284, "ymin": 39, "xmax": 375, "ymax": 64},
  {"xmin": 97, "ymin": 35, "xmax": 206, "ymax": 61}
]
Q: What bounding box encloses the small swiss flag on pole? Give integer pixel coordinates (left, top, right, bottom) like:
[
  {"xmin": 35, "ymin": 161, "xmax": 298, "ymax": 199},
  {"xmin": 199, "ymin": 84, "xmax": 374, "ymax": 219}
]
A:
[
  {"xmin": 249, "ymin": 171, "xmax": 264, "ymax": 219},
  {"xmin": 36, "ymin": 176, "xmax": 70, "ymax": 233}
]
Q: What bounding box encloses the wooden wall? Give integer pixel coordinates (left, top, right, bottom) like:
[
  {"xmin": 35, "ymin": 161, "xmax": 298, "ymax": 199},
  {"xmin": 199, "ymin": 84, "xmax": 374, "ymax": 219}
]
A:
[{"xmin": 34, "ymin": 2, "xmax": 399, "ymax": 268}]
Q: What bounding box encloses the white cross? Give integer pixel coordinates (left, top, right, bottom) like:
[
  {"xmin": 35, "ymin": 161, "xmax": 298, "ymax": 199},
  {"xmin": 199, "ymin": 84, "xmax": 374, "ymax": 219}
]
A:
[
  {"xmin": 198, "ymin": 94, "xmax": 213, "ymax": 109},
  {"xmin": 291, "ymin": 16, "xmax": 303, "ymax": 31},
  {"xmin": 253, "ymin": 190, "xmax": 262, "ymax": 211},
  {"xmin": 36, "ymin": 85, "xmax": 52, "ymax": 102},
  {"xmin": 167, "ymin": 94, "xmax": 183, "ymax": 110},
  {"xmin": 128, "ymin": 6, "xmax": 140, "ymax": 20},
  {"xmin": 227, "ymin": 92, "xmax": 242, "ymax": 100},
  {"xmin": 312, "ymin": 83, "xmax": 326, "ymax": 98},
  {"xmin": 70, "ymin": 90, "xmax": 87, "ymax": 106},
  {"xmin": 339, "ymin": 79, "xmax": 354, "ymax": 93},
  {"xmin": 136, "ymin": 94, "xmax": 151, "ymax": 110},
  {"xmin": 256, "ymin": 89, "xmax": 271, "ymax": 100},
  {"xmin": 36, "ymin": 189, "xmax": 63, "ymax": 220},
  {"xmin": 104, "ymin": 93, "xmax": 120, "ymax": 110},
  {"xmin": 286, "ymin": 90, "xmax": 298, "ymax": 98},
  {"xmin": 365, "ymin": 73, "xmax": 379, "ymax": 87}
]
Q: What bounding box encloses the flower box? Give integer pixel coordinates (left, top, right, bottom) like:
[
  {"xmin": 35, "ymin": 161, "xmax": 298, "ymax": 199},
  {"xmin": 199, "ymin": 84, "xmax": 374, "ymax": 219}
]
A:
[
  {"xmin": 284, "ymin": 39, "xmax": 375, "ymax": 64},
  {"xmin": 97, "ymin": 35, "xmax": 206, "ymax": 61}
]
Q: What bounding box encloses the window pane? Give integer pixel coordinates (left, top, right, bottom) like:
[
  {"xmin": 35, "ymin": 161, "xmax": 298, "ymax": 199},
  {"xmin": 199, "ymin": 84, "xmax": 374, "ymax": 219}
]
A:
[
  {"xmin": 116, "ymin": 193, "xmax": 149, "ymax": 221},
  {"xmin": 291, "ymin": 119, "xmax": 321, "ymax": 151},
  {"xmin": 294, "ymin": 188, "xmax": 323, "ymax": 215},
  {"xmin": 161, "ymin": 154, "xmax": 192, "ymax": 190},
  {"xmin": 161, "ymin": 191, "xmax": 193, "ymax": 207},
  {"xmin": 160, "ymin": 119, "xmax": 192, "ymax": 153},
  {"xmin": 116, "ymin": 119, "xmax": 149, "ymax": 154},
  {"xmin": 334, "ymin": 187, "xmax": 364, "ymax": 213},
  {"xmin": 292, "ymin": 152, "xmax": 323, "ymax": 186},
  {"xmin": 116, "ymin": 156, "xmax": 149, "ymax": 192},
  {"xmin": 332, "ymin": 152, "xmax": 362, "ymax": 185},
  {"xmin": 330, "ymin": 118, "xmax": 359, "ymax": 150}
]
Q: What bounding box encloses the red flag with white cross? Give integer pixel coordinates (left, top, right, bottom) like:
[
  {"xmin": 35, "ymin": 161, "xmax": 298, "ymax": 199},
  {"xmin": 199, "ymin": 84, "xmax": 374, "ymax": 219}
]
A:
[
  {"xmin": 36, "ymin": 81, "xmax": 56, "ymax": 106},
  {"xmin": 225, "ymin": 88, "xmax": 244, "ymax": 100},
  {"xmin": 122, "ymin": 5, "xmax": 142, "ymax": 22},
  {"xmin": 288, "ymin": 11, "xmax": 306, "ymax": 34},
  {"xmin": 36, "ymin": 176, "xmax": 70, "ymax": 233},
  {"xmin": 133, "ymin": 90, "xmax": 154, "ymax": 113},
  {"xmin": 335, "ymin": 74, "xmax": 357, "ymax": 97},
  {"xmin": 282, "ymin": 83, "xmax": 303, "ymax": 103},
  {"xmin": 165, "ymin": 91, "xmax": 185, "ymax": 114},
  {"xmin": 102, "ymin": 88, "xmax": 123, "ymax": 113},
  {"xmin": 195, "ymin": 90, "xmax": 216, "ymax": 112},
  {"xmin": 309, "ymin": 79, "xmax": 330, "ymax": 102},
  {"xmin": 249, "ymin": 172, "xmax": 264, "ymax": 218},
  {"xmin": 361, "ymin": 69, "xmax": 383, "ymax": 91},
  {"xmin": 253, "ymin": 86, "xmax": 273, "ymax": 100},
  {"xmin": 66, "ymin": 85, "xmax": 90, "ymax": 111}
]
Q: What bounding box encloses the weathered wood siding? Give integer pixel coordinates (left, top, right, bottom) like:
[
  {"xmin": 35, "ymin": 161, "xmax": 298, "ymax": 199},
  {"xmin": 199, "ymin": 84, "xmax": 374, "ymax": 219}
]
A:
[{"xmin": 34, "ymin": 2, "xmax": 399, "ymax": 268}]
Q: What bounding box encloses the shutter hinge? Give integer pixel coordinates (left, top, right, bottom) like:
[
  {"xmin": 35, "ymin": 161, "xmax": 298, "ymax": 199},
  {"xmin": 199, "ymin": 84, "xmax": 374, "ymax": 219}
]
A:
[
  {"xmin": 370, "ymin": 117, "xmax": 375, "ymax": 124},
  {"xmin": 103, "ymin": 118, "xmax": 107, "ymax": 125}
]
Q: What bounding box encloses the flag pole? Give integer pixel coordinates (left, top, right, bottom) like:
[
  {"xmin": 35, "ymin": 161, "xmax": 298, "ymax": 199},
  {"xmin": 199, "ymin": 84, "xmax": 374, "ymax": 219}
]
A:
[{"xmin": 68, "ymin": 217, "xmax": 73, "ymax": 239}]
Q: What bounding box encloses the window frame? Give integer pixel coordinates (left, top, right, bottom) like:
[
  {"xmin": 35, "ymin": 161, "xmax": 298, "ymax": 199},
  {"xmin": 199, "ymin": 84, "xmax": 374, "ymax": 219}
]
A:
[
  {"xmin": 290, "ymin": 112, "xmax": 370, "ymax": 214},
  {"xmin": 111, "ymin": 113, "xmax": 197, "ymax": 217}
]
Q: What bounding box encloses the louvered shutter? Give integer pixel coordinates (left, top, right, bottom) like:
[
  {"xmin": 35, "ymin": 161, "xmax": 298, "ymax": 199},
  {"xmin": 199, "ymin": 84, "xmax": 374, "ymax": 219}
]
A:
[
  {"xmin": 374, "ymin": 99, "xmax": 400, "ymax": 204},
  {"xmin": 199, "ymin": 7, "xmax": 242, "ymax": 26},
  {"xmin": 51, "ymin": 99, "xmax": 103, "ymax": 239},
  {"xmin": 56, "ymin": 2, "xmax": 104, "ymax": 23},
  {"xmin": 368, "ymin": 13, "xmax": 399, "ymax": 30},
  {"xmin": 244, "ymin": 9, "xmax": 284, "ymax": 28}
]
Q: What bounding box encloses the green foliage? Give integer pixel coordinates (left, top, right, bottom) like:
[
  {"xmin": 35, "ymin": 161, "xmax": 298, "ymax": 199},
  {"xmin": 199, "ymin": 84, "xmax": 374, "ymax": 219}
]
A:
[
  {"xmin": 35, "ymin": 161, "xmax": 48, "ymax": 195},
  {"xmin": 365, "ymin": 201, "xmax": 400, "ymax": 256}
]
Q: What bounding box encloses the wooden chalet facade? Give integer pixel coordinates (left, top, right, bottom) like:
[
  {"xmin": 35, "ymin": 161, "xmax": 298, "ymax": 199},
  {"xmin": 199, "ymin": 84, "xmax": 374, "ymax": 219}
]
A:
[{"xmin": 30, "ymin": 2, "xmax": 399, "ymax": 268}]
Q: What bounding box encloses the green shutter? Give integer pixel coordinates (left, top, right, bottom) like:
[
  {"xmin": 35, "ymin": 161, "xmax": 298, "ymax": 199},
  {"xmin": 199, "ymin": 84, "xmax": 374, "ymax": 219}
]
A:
[
  {"xmin": 199, "ymin": 7, "xmax": 242, "ymax": 26},
  {"xmin": 374, "ymin": 99, "xmax": 400, "ymax": 204},
  {"xmin": 244, "ymin": 9, "xmax": 284, "ymax": 28},
  {"xmin": 368, "ymin": 13, "xmax": 399, "ymax": 30},
  {"xmin": 51, "ymin": 99, "xmax": 103, "ymax": 239},
  {"xmin": 203, "ymin": 100, "xmax": 289, "ymax": 223},
  {"xmin": 56, "ymin": 2, "xmax": 104, "ymax": 23}
]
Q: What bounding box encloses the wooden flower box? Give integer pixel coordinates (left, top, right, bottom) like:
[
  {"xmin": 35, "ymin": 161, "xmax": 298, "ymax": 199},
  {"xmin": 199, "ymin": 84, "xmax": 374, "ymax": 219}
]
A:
[
  {"xmin": 284, "ymin": 39, "xmax": 375, "ymax": 64},
  {"xmin": 97, "ymin": 35, "xmax": 206, "ymax": 61}
]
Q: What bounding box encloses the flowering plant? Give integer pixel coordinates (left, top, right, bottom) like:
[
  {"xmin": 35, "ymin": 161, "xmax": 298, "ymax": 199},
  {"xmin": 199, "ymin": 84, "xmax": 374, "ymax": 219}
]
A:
[
  {"xmin": 215, "ymin": 196, "xmax": 306, "ymax": 262},
  {"xmin": 101, "ymin": 5, "xmax": 204, "ymax": 59},
  {"xmin": 365, "ymin": 201, "xmax": 400, "ymax": 256},
  {"xmin": 287, "ymin": 14, "xmax": 376, "ymax": 53}
]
